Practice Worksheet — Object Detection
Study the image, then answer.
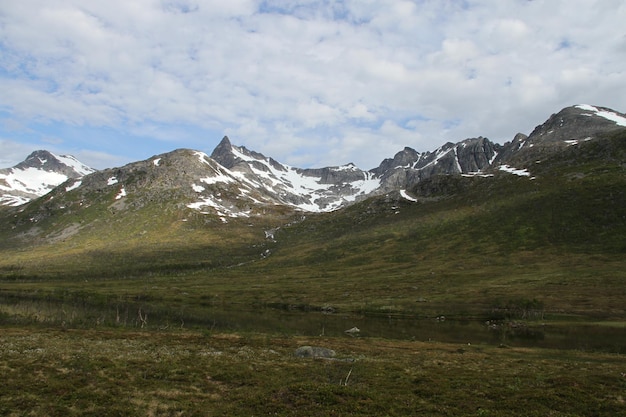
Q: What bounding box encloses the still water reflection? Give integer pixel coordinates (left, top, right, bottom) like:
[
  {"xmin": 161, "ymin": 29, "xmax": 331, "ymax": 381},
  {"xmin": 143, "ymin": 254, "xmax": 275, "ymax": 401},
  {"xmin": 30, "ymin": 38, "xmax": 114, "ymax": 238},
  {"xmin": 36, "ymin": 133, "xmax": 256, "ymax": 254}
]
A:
[
  {"xmin": 2, "ymin": 295, "xmax": 624, "ymax": 353},
  {"xmin": 183, "ymin": 307, "xmax": 626, "ymax": 354}
]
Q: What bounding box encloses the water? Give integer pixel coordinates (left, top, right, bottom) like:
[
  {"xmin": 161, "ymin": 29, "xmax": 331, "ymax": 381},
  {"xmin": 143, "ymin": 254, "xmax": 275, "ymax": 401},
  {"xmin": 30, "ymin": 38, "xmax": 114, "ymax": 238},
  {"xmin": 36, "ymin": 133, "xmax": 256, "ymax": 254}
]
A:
[
  {"xmin": 2, "ymin": 296, "xmax": 625, "ymax": 353},
  {"xmin": 177, "ymin": 306, "xmax": 626, "ymax": 353}
]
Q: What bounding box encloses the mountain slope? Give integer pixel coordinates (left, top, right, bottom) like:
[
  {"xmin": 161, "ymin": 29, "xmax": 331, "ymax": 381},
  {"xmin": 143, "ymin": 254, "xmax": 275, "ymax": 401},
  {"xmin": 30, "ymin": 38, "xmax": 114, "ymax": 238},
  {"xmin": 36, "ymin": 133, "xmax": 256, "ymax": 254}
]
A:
[
  {"xmin": 248, "ymin": 128, "xmax": 626, "ymax": 315},
  {"xmin": 0, "ymin": 150, "xmax": 94, "ymax": 206},
  {"xmin": 1, "ymin": 148, "xmax": 303, "ymax": 248}
]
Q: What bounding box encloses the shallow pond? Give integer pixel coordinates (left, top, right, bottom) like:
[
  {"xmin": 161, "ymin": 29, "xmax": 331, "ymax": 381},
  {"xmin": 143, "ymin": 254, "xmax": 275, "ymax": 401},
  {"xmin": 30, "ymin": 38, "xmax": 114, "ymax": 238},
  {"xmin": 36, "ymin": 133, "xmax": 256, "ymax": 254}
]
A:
[
  {"xmin": 2, "ymin": 295, "xmax": 625, "ymax": 353},
  {"xmin": 180, "ymin": 306, "xmax": 626, "ymax": 353}
]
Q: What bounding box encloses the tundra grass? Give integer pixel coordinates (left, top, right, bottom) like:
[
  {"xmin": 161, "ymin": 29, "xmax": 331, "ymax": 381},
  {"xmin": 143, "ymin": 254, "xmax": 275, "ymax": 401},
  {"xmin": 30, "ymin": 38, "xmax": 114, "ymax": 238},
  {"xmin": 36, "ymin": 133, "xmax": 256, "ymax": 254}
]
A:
[{"xmin": 0, "ymin": 326, "xmax": 624, "ymax": 416}]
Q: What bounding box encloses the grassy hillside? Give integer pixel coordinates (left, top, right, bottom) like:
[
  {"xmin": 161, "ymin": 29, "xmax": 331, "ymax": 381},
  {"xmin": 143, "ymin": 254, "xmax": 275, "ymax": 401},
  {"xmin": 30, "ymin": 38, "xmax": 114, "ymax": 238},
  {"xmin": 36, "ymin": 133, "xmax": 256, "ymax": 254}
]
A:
[{"xmin": 233, "ymin": 130, "xmax": 626, "ymax": 317}]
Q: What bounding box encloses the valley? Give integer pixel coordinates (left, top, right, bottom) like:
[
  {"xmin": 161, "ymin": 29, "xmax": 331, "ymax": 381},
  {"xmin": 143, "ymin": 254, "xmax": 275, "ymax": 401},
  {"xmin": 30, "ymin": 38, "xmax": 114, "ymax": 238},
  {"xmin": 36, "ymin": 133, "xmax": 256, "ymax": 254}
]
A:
[{"xmin": 0, "ymin": 106, "xmax": 625, "ymax": 415}]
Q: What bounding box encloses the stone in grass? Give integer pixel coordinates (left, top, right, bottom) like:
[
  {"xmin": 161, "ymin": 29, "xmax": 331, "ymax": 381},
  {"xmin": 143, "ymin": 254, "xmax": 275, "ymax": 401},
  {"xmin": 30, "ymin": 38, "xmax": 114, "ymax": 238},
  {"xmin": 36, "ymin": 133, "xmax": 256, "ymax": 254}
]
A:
[{"xmin": 294, "ymin": 346, "xmax": 336, "ymax": 359}]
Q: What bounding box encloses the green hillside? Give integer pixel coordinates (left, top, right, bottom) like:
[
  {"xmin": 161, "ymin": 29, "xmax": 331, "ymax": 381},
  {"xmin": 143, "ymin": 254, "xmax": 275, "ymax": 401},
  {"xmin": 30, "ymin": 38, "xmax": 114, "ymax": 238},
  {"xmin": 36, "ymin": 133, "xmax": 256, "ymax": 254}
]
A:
[{"xmin": 231, "ymin": 130, "xmax": 626, "ymax": 318}]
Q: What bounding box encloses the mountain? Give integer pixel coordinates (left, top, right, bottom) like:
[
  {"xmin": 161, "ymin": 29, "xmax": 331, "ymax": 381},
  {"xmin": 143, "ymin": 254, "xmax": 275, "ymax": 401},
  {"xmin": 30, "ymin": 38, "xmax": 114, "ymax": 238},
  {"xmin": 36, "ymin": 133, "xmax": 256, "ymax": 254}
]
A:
[
  {"xmin": 210, "ymin": 136, "xmax": 379, "ymax": 211},
  {"xmin": 493, "ymin": 104, "xmax": 626, "ymax": 168},
  {"xmin": 0, "ymin": 150, "xmax": 94, "ymax": 206},
  {"xmin": 372, "ymin": 136, "xmax": 501, "ymax": 192},
  {"xmin": 2, "ymin": 104, "xmax": 625, "ymax": 235}
]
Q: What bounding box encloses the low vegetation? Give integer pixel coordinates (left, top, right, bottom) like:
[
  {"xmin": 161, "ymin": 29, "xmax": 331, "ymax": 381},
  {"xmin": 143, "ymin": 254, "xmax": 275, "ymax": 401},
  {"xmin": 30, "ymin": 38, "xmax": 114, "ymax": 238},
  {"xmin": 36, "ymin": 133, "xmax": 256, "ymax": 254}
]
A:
[{"xmin": 1, "ymin": 327, "xmax": 625, "ymax": 416}]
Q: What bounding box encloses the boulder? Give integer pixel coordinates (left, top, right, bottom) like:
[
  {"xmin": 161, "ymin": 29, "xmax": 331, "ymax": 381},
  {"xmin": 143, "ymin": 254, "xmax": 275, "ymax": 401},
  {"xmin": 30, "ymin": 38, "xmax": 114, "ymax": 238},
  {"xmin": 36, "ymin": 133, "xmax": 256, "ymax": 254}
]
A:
[{"xmin": 294, "ymin": 346, "xmax": 336, "ymax": 359}]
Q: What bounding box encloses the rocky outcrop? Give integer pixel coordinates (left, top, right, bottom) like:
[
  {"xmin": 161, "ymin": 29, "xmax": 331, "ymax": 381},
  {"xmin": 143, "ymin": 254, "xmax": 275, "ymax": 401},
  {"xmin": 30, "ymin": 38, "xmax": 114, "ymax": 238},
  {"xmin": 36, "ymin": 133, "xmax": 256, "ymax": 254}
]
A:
[{"xmin": 374, "ymin": 137, "xmax": 500, "ymax": 191}]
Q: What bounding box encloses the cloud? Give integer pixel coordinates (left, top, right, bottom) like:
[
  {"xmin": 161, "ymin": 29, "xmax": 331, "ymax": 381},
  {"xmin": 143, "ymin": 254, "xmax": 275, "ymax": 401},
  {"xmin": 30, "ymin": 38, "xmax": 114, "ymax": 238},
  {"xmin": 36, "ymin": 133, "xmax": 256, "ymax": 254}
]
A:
[
  {"xmin": 1, "ymin": 0, "xmax": 625, "ymax": 170},
  {"xmin": 70, "ymin": 149, "xmax": 129, "ymax": 170},
  {"xmin": 0, "ymin": 139, "xmax": 38, "ymax": 167}
]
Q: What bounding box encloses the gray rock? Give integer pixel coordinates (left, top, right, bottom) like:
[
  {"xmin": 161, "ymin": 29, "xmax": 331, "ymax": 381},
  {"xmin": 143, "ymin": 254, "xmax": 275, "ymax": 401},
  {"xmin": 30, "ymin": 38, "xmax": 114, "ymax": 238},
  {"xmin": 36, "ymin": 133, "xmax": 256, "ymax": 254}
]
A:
[{"xmin": 294, "ymin": 346, "xmax": 336, "ymax": 358}]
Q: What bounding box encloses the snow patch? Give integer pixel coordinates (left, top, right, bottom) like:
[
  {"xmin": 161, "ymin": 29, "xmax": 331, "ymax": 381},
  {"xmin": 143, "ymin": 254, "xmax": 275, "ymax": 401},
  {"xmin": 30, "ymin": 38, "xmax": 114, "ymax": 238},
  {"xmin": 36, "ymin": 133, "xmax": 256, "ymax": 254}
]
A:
[
  {"xmin": 187, "ymin": 195, "xmax": 250, "ymax": 218},
  {"xmin": 423, "ymin": 147, "xmax": 453, "ymax": 169},
  {"xmin": 0, "ymin": 194, "xmax": 30, "ymax": 206},
  {"xmin": 200, "ymin": 174, "xmax": 234, "ymax": 185},
  {"xmin": 53, "ymin": 153, "xmax": 94, "ymax": 176},
  {"xmin": 461, "ymin": 172, "xmax": 494, "ymax": 178},
  {"xmin": 153, "ymin": 158, "xmax": 161, "ymax": 166},
  {"xmin": 0, "ymin": 167, "xmax": 67, "ymax": 195},
  {"xmin": 400, "ymin": 189, "xmax": 418, "ymax": 202},
  {"xmin": 115, "ymin": 187, "xmax": 127, "ymax": 200},
  {"xmin": 107, "ymin": 177, "xmax": 118, "ymax": 185},
  {"xmin": 193, "ymin": 151, "xmax": 213, "ymax": 165},
  {"xmin": 576, "ymin": 104, "xmax": 596, "ymax": 112},
  {"xmin": 453, "ymin": 147, "xmax": 462, "ymax": 173},
  {"xmin": 499, "ymin": 165, "xmax": 531, "ymax": 177},
  {"xmin": 66, "ymin": 180, "xmax": 82, "ymax": 192},
  {"xmin": 565, "ymin": 136, "xmax": 594, "ymax": 146},
  {"xmin": 191, "ymin": 184, "xmax": 205, "ymax": 193},
  {"xmin": 576, "ymin": 104, "xmax": 626, "ymax": 127},
  {"xmin": 334, "ymin": 163, "xmax": 359, "ymax": 171}
]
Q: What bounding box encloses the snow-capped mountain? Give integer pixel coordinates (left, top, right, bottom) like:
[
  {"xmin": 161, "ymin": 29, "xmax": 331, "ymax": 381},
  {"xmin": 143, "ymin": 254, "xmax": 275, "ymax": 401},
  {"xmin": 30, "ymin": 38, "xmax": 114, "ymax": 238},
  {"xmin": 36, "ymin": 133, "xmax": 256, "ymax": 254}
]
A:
[
  {"xmin": 4, "ymin": 104, "xmax": 625, "ymax": 223},
  {"xmin": 0, "ymin": 150, "xmax": 94, "ymax": 206},
  {"xmin": 210, "ymin": 136, "xmax": 380, "ymax": 212}
]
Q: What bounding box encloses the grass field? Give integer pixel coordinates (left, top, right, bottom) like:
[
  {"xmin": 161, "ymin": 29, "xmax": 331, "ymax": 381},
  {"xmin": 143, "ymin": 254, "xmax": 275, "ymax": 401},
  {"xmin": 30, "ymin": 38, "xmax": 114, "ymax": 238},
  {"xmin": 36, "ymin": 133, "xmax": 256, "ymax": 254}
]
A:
[{"xmin": 1, "ymin": 326, "xmax": 625, "ymax": 416}]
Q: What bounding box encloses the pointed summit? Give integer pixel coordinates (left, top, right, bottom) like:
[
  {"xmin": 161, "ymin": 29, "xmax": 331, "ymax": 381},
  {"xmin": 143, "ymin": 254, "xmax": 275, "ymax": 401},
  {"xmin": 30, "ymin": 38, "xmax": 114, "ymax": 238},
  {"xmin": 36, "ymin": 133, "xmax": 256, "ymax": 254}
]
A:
[
  {"xmin": 217, "ymin": 135, "xmax": 232, "ymax": 148},
  {"xmin": 22, "ymin": 150, "xmax": 55, "ymax": 165},
  {"xmin": 210, "ymin": 136, "xmax": 237, "ymax": 168},
  {"xmin": 17, "ymin": 150, "xmax": 60, "ymax": 171}
]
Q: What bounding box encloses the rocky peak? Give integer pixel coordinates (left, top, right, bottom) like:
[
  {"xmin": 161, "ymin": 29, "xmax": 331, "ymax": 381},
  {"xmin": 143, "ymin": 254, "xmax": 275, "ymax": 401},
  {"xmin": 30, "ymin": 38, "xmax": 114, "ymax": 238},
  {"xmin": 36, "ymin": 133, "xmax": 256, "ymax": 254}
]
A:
[
  {"xmin": 371, "ymin": 147, "xmax": 421, "ymax": 176},
  {"xmin": 210, "ymin": 136, "xmax": 236, "ymax": 168},
  {"xmin": 493, "ymin": 105, "xmax": 626, "ymax": 169},
  {"xmin": 527, "ymin": 105, "xmax": 626, "ymax": 145},
  {"xmin": 15, "ymin": 150, "xmax": 93, "ymax": 177},
  {"xmin": 455, "ymin": 137, "xmax": 500, "ymax": 173},
  {"xmin": 18, "ymin": 150, "xmax": 58, "ymax": 169}
]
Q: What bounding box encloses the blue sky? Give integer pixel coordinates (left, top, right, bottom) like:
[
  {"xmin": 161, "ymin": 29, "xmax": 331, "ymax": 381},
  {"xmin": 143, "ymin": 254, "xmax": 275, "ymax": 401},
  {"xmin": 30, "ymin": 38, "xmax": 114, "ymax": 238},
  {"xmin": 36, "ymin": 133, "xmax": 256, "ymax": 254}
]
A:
[{"xmin": 1, "ymin": 0, "xmax": 625, "ymax": 170}]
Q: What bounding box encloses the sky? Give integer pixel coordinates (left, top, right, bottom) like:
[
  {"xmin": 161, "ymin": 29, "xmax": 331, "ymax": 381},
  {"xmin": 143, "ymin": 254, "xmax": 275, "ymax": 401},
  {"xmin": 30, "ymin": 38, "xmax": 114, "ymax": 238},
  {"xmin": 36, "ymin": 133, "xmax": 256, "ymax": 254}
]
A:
[{"xmin": 1, "ymin": 0, "xmax": 625, "ymax": 170}]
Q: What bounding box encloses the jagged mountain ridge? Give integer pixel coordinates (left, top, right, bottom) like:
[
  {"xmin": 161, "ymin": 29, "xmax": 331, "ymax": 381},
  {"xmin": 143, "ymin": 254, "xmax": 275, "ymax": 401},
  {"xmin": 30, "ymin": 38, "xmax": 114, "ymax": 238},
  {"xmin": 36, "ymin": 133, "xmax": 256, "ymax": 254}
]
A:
[
  {"xmin": 3, "ymin": 104, "xmax": 626, "ymax": 223},
  {"xmin": 0, "ymin": 150, "xmax": 94, "ymax": 206},
  {"xmin": 210, "ymin": 136, "xmax": 379, "ymax": 211}
]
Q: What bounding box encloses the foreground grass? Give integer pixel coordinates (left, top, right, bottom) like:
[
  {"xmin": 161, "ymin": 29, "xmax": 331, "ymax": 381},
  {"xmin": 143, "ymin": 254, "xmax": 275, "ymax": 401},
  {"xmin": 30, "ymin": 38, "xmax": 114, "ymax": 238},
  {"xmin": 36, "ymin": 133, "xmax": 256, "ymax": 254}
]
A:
[{"xmin": 1, "ymin": 326, "xmax": 624, "ymax": 416}]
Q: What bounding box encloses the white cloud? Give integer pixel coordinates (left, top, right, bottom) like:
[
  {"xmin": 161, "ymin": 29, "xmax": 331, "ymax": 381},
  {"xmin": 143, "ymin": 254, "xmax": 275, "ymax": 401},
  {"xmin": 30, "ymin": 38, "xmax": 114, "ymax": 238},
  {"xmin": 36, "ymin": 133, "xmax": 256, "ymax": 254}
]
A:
[
  {"xmin": 0, "ymin": 139, "xmax": 38, "ymax": 168},
  {"xmin": 0, "ymin": 0, "xmax": 625, "ymax": 170}
]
